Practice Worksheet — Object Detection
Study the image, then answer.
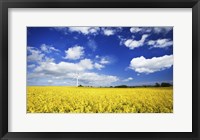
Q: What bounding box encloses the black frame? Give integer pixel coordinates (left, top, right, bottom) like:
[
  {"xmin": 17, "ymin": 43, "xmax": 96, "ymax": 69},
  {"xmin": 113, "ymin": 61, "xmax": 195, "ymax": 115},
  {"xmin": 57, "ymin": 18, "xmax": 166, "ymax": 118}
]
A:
[{"xmin": 0, "ymin": 0, "xmax": 199, "ymax": 140}]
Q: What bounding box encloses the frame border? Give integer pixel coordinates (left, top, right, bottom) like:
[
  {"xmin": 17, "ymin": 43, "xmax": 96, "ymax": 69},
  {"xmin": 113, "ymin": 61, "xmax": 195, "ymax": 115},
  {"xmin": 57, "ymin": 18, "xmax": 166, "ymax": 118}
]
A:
[{"xmin": 0, "ymin": 0, "xmax": 199, "ymax": 140}]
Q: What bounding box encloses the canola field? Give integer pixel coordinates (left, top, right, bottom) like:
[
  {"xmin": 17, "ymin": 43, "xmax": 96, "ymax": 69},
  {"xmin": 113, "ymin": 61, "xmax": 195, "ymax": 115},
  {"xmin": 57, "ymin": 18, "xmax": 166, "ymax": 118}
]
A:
[{"xmin": 27, "ymin": 86, "xmax": 173, "ymax": 113}]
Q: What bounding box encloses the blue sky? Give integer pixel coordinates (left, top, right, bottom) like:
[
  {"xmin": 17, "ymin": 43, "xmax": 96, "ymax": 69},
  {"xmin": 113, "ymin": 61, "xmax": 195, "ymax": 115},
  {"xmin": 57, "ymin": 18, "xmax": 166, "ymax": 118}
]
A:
[{"xmin": 27, "ymin": 27, "xmax": 173, "ymax": 86}]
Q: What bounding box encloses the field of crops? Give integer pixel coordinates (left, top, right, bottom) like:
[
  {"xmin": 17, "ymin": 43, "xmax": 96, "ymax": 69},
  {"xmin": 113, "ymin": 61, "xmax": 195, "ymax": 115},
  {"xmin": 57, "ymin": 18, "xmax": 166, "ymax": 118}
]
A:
[{"xmin": 27, "ymin": 86, "xmax": 173, "ymax": 113}]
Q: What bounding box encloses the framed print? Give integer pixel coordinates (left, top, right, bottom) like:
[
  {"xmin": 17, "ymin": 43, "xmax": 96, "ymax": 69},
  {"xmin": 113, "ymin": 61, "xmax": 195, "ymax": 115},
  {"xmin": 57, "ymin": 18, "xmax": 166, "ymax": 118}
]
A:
[
  {"xmin": 26, "ymin": 26, "xmax": 173, "ymax": 114},
  {"xmin": 0, "ymin": 0, "xmax": 200, "ymax": 140}
]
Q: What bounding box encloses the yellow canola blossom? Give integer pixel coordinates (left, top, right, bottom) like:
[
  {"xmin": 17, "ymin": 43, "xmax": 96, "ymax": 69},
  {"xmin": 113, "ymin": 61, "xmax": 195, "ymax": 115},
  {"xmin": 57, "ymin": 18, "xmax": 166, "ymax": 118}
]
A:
[{"xmin": 27, "ymin": 86, "xmax": 173, "ymax": 113}]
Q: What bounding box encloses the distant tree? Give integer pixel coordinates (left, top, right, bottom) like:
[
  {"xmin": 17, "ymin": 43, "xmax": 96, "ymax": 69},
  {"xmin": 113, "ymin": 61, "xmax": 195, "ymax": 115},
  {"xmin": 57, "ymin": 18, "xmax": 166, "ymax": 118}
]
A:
[
  {"xmin": 110, "ymin": 86, "xmax": 113, "ymax": 88},
  {"xmin": 78, "ymin": 85, "xmax": 83, "ymax": 87},
  {"xmin": 155, "ymin": 83, "xmax": 160, "ymax": 87},
  {"xmin": 115, "ymin": 85, "xmax": 128, "ymax": 88},
  {"xmin": 160, "ymin": 82, "xmax": 172, "ymax": 87}
]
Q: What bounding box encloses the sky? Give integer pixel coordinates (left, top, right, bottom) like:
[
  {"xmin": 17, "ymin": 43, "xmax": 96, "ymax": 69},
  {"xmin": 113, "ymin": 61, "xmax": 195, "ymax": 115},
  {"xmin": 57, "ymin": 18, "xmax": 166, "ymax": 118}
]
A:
[{"xmin": 27, "ymin": 27, "xmax": 173, "ymax": 86}]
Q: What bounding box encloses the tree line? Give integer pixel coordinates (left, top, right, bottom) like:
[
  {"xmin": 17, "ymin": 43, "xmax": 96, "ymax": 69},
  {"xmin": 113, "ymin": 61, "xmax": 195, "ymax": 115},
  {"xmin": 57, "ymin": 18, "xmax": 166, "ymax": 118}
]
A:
[{"xmin": 78, "ymin": 82, "xmax": 172, "ymax": 88}]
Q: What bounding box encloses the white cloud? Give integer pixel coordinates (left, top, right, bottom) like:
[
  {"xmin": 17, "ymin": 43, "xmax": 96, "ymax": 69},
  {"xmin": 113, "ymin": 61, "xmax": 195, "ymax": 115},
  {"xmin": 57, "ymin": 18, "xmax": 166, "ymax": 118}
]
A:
[
  {"xmin": 129, "ymin": 55, "xmax": 173, "ymax": 74},
  {"xmin": 130, "ymin": 27, "xmax": 151, "ymax": 34},
  {"xmin": 34, "ymin": 58, "xmax": 93, "ymax": 74},
  {"xmin": 102, "ymin": 27, "xmax": 122, "ymax": 36},
  {"xmin": 94, "ymin": 56, "xmax": 113, "ymax": 70},
  {"xmin": 124, "ymin": 34, "xmax": 149, "ymax": 49},
  {"xmin": 40, "ymin": 44, "xmax": 48, "ymax": 52},
  {"xmin": 130, "ymin": 27, "xmax": 143, "ymax": 33},
  {"xmin": 48, "ymin": 80, "xmax": 53, "ymax": 83},
  {"xmin": 27, "ymin": 47, "xmax": 45, "ymax": 62},
  {"xmin": 28, "ymin": 64, "xmax": 36, "ymax": 68},
  {"xmin": 78, "ymin": 59, "xmax": 94, "ymax": 70},
  {"xmin": 147, "ymin": 39, "xmax": 173, "ymax": 48},
  {"xmin": 123, "ymin": 77, "xmax": 133, "ymax": 82},
  {"xmin": 64, "ymin": 45, "xmax": 84, "ymax": 60},
  {"xmin": 87, "ymin": 40, "xmax": 97, "ymax": 51},
  {"xmin": 28, "ymin": 46, "xmax": 119, "ymax": 85},
  {"xmin": 100, "ymin": 57, "xmax": 110, "ymax": 64},
  {"xmin": 94, "ymin": 63, "xmax": 104, "ymax": 70},
  {"xmin": 29, "ymin": 72, "xmax": 119, "ymax": 86},
  {"xmin": 79, "ymin": 72, "xmax": 119, "ymax": 85},
  {"xmin": 102, "ymin": 28, "xmax": 115, "ymax": 36},
  {"xmin": 118, "ymin": 35, "xmax": 126, "ymax": 45},
  {"xmin": 95, "ymin": 56, "xmax": 115, "ymax": 66},
  {"xmin": 104, "ymin": 30, "xmax": 114, "ymax": 36},
  {"xmin": 153, "ymin": 27, "xmax": 172, "ymax": 34},
  {"xmin": 68, "ymin": 27, "xmax": 100, "ymax": 35},
  {"xmin": 50, "ymin": 47, "xmax": 60, "ymax": 52},
  {"xmin": 44, "ymin": 57, "xmax": 55, "ymax": 62},
  {"xmin": 129, "ymin": 27, "xmax": 172, "ymax": 34},
  {"xmin": 29, "ymin": 58, "xmax": 118, "ymax": 86},
  {"xmin": 40, "ymin": 44, "xmax": 60, "ymax": 53}
]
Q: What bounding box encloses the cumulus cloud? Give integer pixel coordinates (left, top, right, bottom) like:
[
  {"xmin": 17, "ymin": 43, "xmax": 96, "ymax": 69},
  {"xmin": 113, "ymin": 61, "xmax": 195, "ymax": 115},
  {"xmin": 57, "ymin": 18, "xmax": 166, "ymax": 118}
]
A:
[
  {"xmin": 64, "ymin": 45, "xmax": 84, "ymax": 60},
  {"xmin": 48, "ymin": 80, "xmax": 53, "ymax": 83},
  {"xmin": 29, "ymin": 57, "xmax": 118, "ymax": 86},
  {"xmin": 29, "ymin": 71, "xmax": 118, "ymax": 86},
  {"xmin": 28, "ymin": 64, "xmax": 36, "ymax": 68},
  {"xmin": 95, "ymin": 55, "xmax": 115, "ymax": 67},
  {"xmin": 100, "ymin": 56, "xmax": 111, "ymax": 64},
  {"xmin": 104, "ymin": 30, "xmax": 114, "ymax": 36},
  {"xmin": 102, "ymin": 27, "xmax": 122, "ymax": 36},
  {"xmin": 87, "ymin": 40, "xmax": 98, "ymax": 51},
  {"xmin": 102, "ymin": 28, "xmax": 115, "ymax": 36},
  {"xmin": 93, "ymin": 56, "xmax": 113, "ymax": 70},
  {"xmin": 153, "ymin": 27, "xmax": 172, "ymax": 34},
  {"xmin": 78, "ymin": 59, "xmax": 94, "ymax": 70},
  {"xmin": 34, "ymin": 58, "xmax": 93, "ymax": 74},
  {"xmin": 27, "ymin": 47, "xmax": 45, "ymax": 62},
  {"xmin": 44, "ymin": 57, "xmax": 55, "ymax": 63},
  {"xmin": 68, "ymin": 27, "xmax": 100, "ymax": 35},
  {"xmin": 130, "ymin": 27, "xmax": 143, "ymax": 33},
  {"xmin": 53, "ymin": 27, "xmax": 123, "ymax": 36},
  {"xmin": 130, "ymin": 27, "xmax": 151, "ymax": 34},
  {"xmin": 79, "ymin": 72, "xmax": 119, "ymax": 85},
  {"xmin": 124, "ymin": 34, "xmax": 149, "ymax": 50},
  {"xmin": 129, "ymin": 55, "xmax": 173, "ymax": 74},
  {"xmin": 118, "ymin": 35, "xmax": 127, "ymax": 46},
  {"xmin": 123, "ymin": 77, "xmax": 133, "ymax": 82},
  {"xmin": 40, "ymin": 44, "xmax": 60, "ymax": 53},
  {"xmin": 129, "ymin": 27, "xmax": 172, "ymax": 34},
  {"xmin": 94, "ymin": 63, "xmax": 104, "ymax": 70},
  {"xmin": 147, "ymin": 39, "xmax": 173, "ymax": 48},
  {"xmin": 28, "ymin": 46, "xmax": 58, "ymax": 64}
]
